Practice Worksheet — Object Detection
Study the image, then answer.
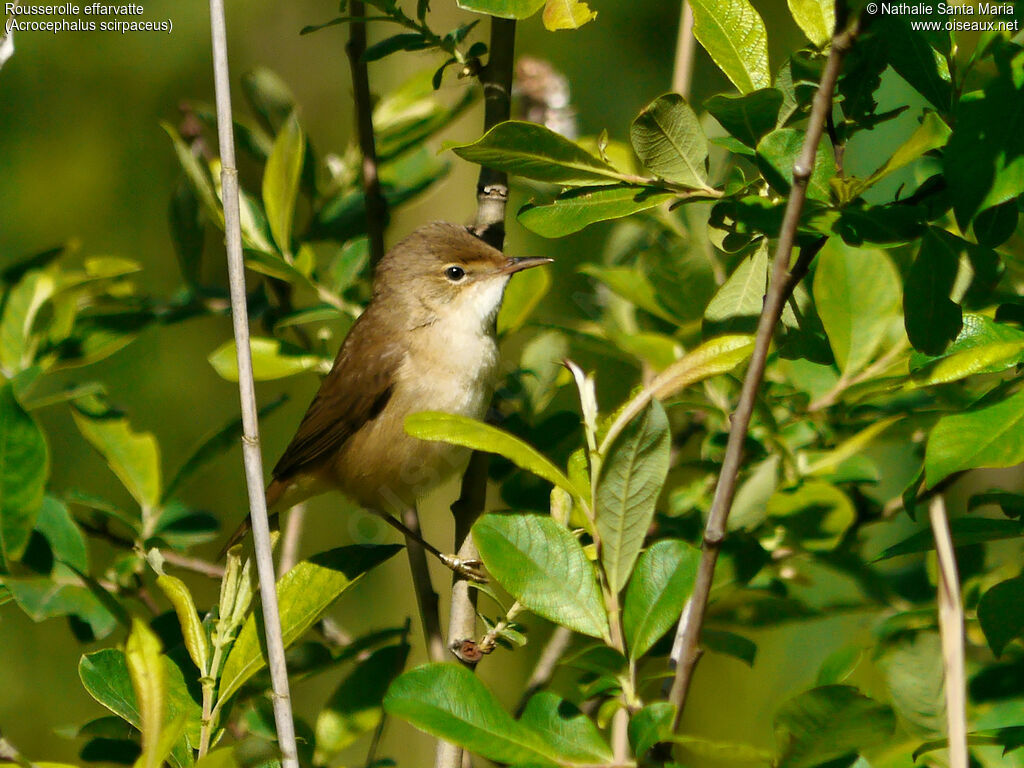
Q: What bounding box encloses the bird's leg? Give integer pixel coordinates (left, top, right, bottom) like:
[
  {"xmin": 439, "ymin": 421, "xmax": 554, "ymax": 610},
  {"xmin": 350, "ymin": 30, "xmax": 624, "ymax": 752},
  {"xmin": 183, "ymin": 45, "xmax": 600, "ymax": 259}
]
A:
[{"xmin": 369, "ymin": 508, "xmax": 486, "ymax": 582}]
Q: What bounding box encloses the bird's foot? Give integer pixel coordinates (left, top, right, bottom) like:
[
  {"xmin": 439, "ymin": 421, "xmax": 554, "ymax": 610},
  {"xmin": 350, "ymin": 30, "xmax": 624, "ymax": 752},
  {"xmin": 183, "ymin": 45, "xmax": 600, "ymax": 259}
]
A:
[{"xmin": 439, "ymin": 554, "xmax": 487, "ymax": 582}]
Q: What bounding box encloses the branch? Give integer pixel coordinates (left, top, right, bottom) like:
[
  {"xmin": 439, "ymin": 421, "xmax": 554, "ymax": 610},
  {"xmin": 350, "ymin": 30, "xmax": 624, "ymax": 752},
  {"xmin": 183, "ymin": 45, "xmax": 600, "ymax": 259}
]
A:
[
  {"xmin": 928, "ymin": 494, "xmax": 968, "ymax": 768},
  {"xmin": 671, "ymin": 0, "xmax": 695, "ymax": 98},
  {"xmin": 469, "ymin": 17, "xmax": 516, "ymax": 248},
  {"xmin": 666, "ymin": 17, "xmax": 858, "ymax": 735},
  {"xmin": 207, "ymin": 0, "xmax": 298, "ymax": 764},
  {"xmin": 437, "ymin": 16, "xmax": 517, "ymax": 768},
  {"xmin": 347, "ymin": 0, "xmax": 387, "ymax": 266}
]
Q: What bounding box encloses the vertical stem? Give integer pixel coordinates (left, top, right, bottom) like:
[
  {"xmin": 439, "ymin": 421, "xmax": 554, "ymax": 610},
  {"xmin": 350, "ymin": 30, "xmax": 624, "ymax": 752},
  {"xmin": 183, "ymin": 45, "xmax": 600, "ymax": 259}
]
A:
[
  {"xmin": 346, "ymin": 0, "xmax": 387, "ymax": 266},
  {"xmin": 437, "ymin": 17, "xmax": 517, "ymax": 768},
  {"xmin": 666, "ymin": 18, "xmax": 857, "ymax": 735},
  {"xmin": 207, "ymin": 1, "xmax": 298, "ymax": 765},
  {"xmin": 671, "ymin": 1, "xmax": 695, "ymax": 98},
  {"xmin": 928, "ymin": 495, "xmax": 968, "ymax": 768},
  {"xmin": 470, "ymin": 17, "xmax": 517, "ymax": 248}
]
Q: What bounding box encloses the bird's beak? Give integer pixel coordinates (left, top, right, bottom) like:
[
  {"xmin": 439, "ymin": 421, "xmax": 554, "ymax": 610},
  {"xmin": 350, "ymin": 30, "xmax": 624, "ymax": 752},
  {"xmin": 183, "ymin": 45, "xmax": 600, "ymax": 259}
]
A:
[{"xmin": 500, "ymin": 256, "xmax": 554, "ymax": 275}]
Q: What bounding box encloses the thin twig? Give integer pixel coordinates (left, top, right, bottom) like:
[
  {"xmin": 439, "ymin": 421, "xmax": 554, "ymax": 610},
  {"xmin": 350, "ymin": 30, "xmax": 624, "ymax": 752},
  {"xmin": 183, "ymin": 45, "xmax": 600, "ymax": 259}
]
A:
[
  {"xmin": 671, "ymin": 0, "xmax": 695, "ymax": 98},
  {"xmin": 514, "ymin": 626, "xmax": 573, "ymax": 716},
  {"xmin": 666, "ymin": 16, "xmax": 858, "ymax": 736},
  {"xmin": 347, "ymin": 0, "xmax": 387, "ymax": 266},
  {"xmin": 207, "ymin": 0, "xmax": 298, "ymax": 764},
  {"xmin": 163, "ymin": 551, "xmax": 226, "ymax": 579},
  {"xmin": 403, "ymin": 507, "xmax": 446, "ymax": 663},
  {"xmin": 928, "ymin": 494, "xmax": 968, "ymax": 768}
]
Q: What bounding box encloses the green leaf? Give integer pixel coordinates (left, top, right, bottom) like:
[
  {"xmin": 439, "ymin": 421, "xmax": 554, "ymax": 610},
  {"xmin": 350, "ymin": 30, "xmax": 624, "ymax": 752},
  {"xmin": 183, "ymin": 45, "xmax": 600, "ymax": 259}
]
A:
[
  {"xmin": 876, "ymin": 17, "xmax": 952, "ymax": 111},
  {"xmin": 405, "ymin": 412, "xmax": 586, "ymax": 500},
  {"xmin": 910, "ymin": 313, "xmax": 1024, "ymax": 385},
  {"xmin": 2, "ymin": 575, "xmax": 119, "ymax": 638},
  {"xmin": 767, "ymin": 481, "xmax": 856, "ymax": 551},
  {"xmin": 193, "ymin": 749, "xmax": 238, "ymax": 768},
  {"xmin": 904, "ymin": 228, "xmax": 962, "ymax": 356},
  {"xmin": 519, "ymin": 692, "xmax": 613, "ymax": 763},
  {"xmin": 648, "ymin": 333, "xmax": 755, "ymax": 400},
  {"xmin": 519, "ymin": 185, "xmax": 675, "ymax": 238},
  {"xmin": 629, "ymin": 702, "xmax": 674, "ymax": 758},
  {"xmin": 218, "ymin": 544, "xmax": 400, "ymax": 704},
  {"xmin": 162, "ymin": 395, "xmax": 286, "ymax": 503},
  {"xmin": 704, "ymin": 240, "xmax": 768, "ymax": 329},
  {"xmin": 705, "ymin": 89, "xmax": 783, "ymax": 147},
  {"xmin": 35, "ymin": 495, "xmax": 88, "ymax": 572},
  {"xmin": 498, "ymin": 263, "xmax": 551, "ymax": 334},
  {"xmin": 155, "ymin": 574, "xmax": 209, "ymax": 674},
  {"xmin": 756, "ymin": 129, "xmax": 834, "ymax": 201},
  {"xmin": 774, "ymin": 685, "xmax": 896, "ymax": 768},
  {"xmin": 262, "ymin": 112, "xmax": 304, "ymax": 255},
  {"xmin": 71, "ymin": 395, "xmax": 161, "ymax": 516},
  {"xmin": 978, "ymin": 575, "xmax": 1024, "ymax": 657},
  {"xmin": 630, "ymin": 94, "xmax": 709, "ymax": 188},
  {"xmin": 812, "ymin": 242, "xmax": 901, "ymax": 375},
  {"xmin": 853, "ymin": 111, "xmax": 950, "ymax": 197},
  {"xmin": 242, "ymin": 249, "xmax": 317, "ymax": 289},
  {"xmin": 0, "ymin": 269, "xmax": 57, "ymax": 376},
  {"xmin": 787, "ymin": 0, "xmax": 833, "ymax": 46},
  {"xmin": 384, "ymin": 663, "xmax": 558, "ymax": 765},
  {"xmin": 973, "ymin": 198, "xmax": 1019, "ymax": 248},
  {"xmin": 0, "ymin": 383, "xmax": 48, "ymax": 562},
  {"xmin": 945, "ymin": 49, "xmax": 1024, "ymax": 225},
  {"xmin": 364, "ymin": 32, "xmax": 432, "ymax": 62},
  {"xmin": 880, "ymin": 633, "xmax": 944, "ymax": 739},
  {"xmin": 315, "ymin": 642, "xmax": 410, "ymax": 760},
  {"xmin": 597, "ymin": 400, "xmax": 671, "ymax": 593},
  {"xmin": 623, "ymin": 540, "xmax": 699, "ymax": 659},
  {"xmin": 703, "ymin": 628, "xmax": 758, "ymax": 666},
  {"xmin": 969, "ymin": 489, "xmax": 1024, "ymax": 518},
  {"xmin": 926, "ymin": 387, "xmax": 1024, "ymax": 487},
  {"xmin": 79, "ymin": 648, "xmax": 200, "ymax": 768},
  {"xmin": 873, "ymin": 518, "xmax": 1023, "ymax": 561},
  {"xmin": 456, "ymin": 0, "xmax": 545, "ymax": 19},
  {"xmin": 579, "ymin": 265, "xmax": 681, "ymax": 324},
  {"xmin": 208, "ymin": 337, "xmax": 329, "ymax": 382},
  {"xmin": 373, "ymin": 70, "xmax": 479, "ymax": 161},
  {"xmin": 162, "ymin": 123, "xmax": 223, "ymax": 227},
  {"xmin": 816, "ymin": 646, "xmax": 862, "ymax": 685},
  {"xmin": 449, "ymin": 121, "xmax": 629, "ymax": 186},
  {"xmin": 473, "ymin": 513, "xmax": 609, "ymax": 639},
  {"xmin": 542, "ymin": 0, "xmax": 597, "ymax": 29},
  {"xmin": 125, "ymin": 618, "xmax": 166, "ymax": 768},
  {"xmin": 169, "ymin": 181, "xmax": 204, "ymax": 287},
  {"xmin": 689, "ymin": 0, "xmax": 770, "ymax": 93},
  {"xmin": 240, "ymin": 67, "xmax": 296, "ymax": 134}
]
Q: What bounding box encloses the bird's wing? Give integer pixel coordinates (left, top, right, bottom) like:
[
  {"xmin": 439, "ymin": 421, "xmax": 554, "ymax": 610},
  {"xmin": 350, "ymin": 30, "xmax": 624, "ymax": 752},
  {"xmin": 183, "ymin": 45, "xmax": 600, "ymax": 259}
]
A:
[{"xmin": 271, "ymin": 310, "xmax": 404, "ymax": 481}]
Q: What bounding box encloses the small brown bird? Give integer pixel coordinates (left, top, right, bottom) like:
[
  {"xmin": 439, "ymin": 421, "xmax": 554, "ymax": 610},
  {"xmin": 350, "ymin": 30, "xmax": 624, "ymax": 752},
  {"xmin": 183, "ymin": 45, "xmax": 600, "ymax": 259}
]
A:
[{"xmin": 222, "ymin": 222, "xmax": 551, "ymax": 572}]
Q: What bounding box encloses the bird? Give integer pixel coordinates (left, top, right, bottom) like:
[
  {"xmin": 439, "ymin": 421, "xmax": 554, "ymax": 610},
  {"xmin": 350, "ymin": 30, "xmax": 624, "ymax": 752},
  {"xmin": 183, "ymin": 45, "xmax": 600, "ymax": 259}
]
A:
[{"xmin": 220, "ymin": 222, "xmax": 552, "ymax": 575}]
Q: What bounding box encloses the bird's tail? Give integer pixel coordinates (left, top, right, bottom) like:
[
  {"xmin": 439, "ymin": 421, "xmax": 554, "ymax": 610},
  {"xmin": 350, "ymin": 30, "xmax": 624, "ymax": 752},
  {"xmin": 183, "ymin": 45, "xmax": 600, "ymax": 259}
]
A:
[{"xmin": 216, "ymin": 480, "xmax": 286, "ymax": 560}]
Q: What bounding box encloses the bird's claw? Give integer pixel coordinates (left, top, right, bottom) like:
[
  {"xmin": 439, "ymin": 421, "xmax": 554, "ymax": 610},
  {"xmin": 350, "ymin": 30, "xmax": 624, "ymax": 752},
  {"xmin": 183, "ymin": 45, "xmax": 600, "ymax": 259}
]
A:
[{"xmin": 440, "ymin": 554, "xmax": 487, "ymax": 583}]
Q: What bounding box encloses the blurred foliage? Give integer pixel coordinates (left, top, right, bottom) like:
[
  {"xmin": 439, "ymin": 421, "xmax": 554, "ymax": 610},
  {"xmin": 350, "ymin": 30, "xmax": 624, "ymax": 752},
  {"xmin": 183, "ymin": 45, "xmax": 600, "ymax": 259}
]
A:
[{"xmin": 2, "ymin": 0, "xmax": 1024, "ymax": 766}]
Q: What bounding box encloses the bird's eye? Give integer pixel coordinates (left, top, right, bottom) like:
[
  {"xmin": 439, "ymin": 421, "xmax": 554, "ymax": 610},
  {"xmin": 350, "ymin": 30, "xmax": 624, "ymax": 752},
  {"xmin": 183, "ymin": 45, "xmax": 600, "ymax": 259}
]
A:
[{"xmin": 444, "ymin": 265, "xmax": 466, "ymax": 281}]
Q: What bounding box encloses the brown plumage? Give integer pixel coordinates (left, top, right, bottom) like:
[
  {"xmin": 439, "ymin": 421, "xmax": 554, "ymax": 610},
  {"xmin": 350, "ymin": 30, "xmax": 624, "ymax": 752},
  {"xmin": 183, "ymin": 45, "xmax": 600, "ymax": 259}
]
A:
[{"xmin": 220, "ymin": 222, "xmax": 551, "ymax": 557}]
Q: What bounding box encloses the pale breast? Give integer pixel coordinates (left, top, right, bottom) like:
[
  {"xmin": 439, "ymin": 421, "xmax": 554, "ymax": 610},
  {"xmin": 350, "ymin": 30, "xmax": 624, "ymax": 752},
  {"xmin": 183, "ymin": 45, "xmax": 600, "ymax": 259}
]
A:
[{"xmin": 331, "ymin": 319, "xmax": 499, "ymax": 514}]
